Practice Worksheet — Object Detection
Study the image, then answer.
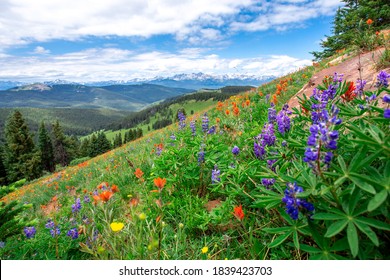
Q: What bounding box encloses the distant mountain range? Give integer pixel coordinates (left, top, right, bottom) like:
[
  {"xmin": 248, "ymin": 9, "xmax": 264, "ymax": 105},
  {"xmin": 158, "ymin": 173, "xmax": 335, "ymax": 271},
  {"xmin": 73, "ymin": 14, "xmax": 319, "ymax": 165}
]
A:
[
  {"xmin": 0, "ymin": 83, "xmax": 193, "ymax": 111},
  {"xmin": 0, "ymin": 72, "xmax": 275, "ymax": 90}
]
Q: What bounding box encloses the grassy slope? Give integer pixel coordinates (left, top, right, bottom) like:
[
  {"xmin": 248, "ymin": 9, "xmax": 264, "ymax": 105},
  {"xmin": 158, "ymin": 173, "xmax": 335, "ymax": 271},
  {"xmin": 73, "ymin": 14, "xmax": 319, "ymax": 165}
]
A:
[{"xmin": 0, "ymin": 63, "xmax": 333, "ymax": 260}]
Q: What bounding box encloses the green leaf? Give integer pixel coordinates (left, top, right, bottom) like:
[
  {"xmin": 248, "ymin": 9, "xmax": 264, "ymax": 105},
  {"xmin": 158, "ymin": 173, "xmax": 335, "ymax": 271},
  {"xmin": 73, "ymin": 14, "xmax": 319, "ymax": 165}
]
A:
[
  {"xmin": 325, "ymin": 219, "xmax": 348, "ymax": 238},
  {"xmin": 347, "ymin": 222, "xmax": 359, "ymax": 257},
  {"xmin": 354, "ymin": 221, "xmax": 379, "ymax": 246},
  {"xmin": 262, "ymin": 227, "xmax": 291, "ymax": 234},
  {"xmin": 337, "ymin": 156, "xmax": 347, "ymax": 173},
  {"xmin": 293, "ymin": 231, "xmax": 299, "ymax": 250},
  {"xmin": 367, "ymin": 190, "xmax": 388, "ymax": 212},
  {"xmin": 312, "ymin": 212, "xmax": 345, "ymax": 220},
  {"xmin": 300, "ymin": 244, "xmax": 322, "ymax": 254},
  {"xmin": 349, "ymin": 175, "xmax": 376, "ymax": 194},
  {"xmin": 356, "ymin": 217, "xmax": 390, "ymax": 231},
  {"xmin": 268, "ymin": 232, "xmax": 291, "ymax": 248}
]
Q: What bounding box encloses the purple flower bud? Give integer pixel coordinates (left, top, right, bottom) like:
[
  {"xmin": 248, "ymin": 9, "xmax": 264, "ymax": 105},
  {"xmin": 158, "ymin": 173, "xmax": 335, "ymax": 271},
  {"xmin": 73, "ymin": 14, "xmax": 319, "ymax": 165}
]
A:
[
  {"xmin": 232, "ymin": 146, "xmax": 240, "ymax": 155},
  {"xmin": 67, "ymin": 228, "xmax": 79, "ymax": 240},
  {"xmin": 24, "ymin": 226, "xmax": 36, "ymax": 239}
]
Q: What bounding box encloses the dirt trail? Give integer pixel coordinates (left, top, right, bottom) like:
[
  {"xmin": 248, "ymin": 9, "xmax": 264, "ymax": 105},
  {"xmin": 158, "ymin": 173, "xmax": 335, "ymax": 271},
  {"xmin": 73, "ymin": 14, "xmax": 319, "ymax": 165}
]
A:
[{"xmin": 287, "ymin": 47, "xmax": 390, "ymax": 109}]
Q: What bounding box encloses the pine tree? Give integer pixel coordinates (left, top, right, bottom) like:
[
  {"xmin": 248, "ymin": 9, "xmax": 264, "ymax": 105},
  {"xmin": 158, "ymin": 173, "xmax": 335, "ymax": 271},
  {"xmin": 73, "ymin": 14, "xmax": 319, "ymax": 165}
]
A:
[
  {"xmin": 88, "ymin": 134, "xmax": 99, "ymax": 157},
  {"xmin": 0, "ymin": 201, "xmax": 26, "ymax": 241},
  {"xmin": 118, "ymin": 132, "xmax": 123, "ymax": 146},
  {"xmin": 79, "ymin": 138, "xmax": 91, "ymax": 158},
  {"xmin": 96, "ymin": 132, "xmax": 111, "ymax": 154},
  {"xmin": 38, "ymin": 122, "xmax": 55, "ymax": 172},
  {"xmin": 52, "ymin": 120, "xmax": 69, "ymax": 166},
  {"xmin": 4, "ymin": 110, "xmax": 41, "ymax": 182},
  {"xmin": 0, "ymin": 146, "xmax": 8, "ymax": 185}
]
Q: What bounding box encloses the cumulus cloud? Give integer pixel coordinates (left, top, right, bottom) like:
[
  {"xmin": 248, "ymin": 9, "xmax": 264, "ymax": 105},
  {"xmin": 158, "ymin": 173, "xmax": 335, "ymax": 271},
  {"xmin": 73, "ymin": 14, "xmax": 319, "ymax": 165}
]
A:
[
  {"xmin": 33, "ymin": 46, "xmax": 50, "ymax": 54},
  {"xmin": 0, "ymin": 0, "xmax": 342, "ymax": 48},
  {"xmin": 0, "ymin": 47, "xmax": 311, "ymax": 82}
]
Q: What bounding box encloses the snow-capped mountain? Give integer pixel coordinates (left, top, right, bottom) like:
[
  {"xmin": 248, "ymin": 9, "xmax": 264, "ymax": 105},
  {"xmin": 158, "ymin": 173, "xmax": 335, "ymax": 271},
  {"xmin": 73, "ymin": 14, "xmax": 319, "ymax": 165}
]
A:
[
  {"xmin": 84, "ymin": 72, "xmax": 276, "ymax": 89},
  {"xmin": 0, "ymin": 72, "xmax": 276, "ymax": 90}
]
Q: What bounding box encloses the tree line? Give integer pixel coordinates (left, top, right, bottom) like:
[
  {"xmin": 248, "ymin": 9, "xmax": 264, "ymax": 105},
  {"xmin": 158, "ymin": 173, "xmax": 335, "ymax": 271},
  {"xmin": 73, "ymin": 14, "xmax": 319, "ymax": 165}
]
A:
[
  {"xmin": 311, "ymin": 0, "xmax": 390, "ymax": 60},
  {"xmin": 0, "ymin": 110, "xmax": 142, "ymax": 185}
]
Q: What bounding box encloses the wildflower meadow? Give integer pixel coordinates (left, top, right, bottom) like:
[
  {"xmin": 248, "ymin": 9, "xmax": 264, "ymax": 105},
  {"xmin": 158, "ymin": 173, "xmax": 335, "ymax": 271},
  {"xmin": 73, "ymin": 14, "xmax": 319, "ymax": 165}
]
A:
[{"xmin": 1, "ymin": 61, "xmax": 389, "ymax": 260}]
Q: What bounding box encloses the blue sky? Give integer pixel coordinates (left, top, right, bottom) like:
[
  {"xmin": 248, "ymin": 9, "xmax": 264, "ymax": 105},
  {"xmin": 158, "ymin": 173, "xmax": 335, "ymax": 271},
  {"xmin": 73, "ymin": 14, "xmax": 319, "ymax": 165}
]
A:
[{"xmin": 0, "ymin": 0, "xmax": 343, "ymax": 82}]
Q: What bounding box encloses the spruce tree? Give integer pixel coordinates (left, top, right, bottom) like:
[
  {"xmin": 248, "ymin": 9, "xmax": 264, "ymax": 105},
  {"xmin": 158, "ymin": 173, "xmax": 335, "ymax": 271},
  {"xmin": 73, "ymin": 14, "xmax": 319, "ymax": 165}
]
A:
[
  {"xmin": 38, "ymin": 122, "xmax": 55, "ymax": 172},
  {"xmin": 88, "ymin": 134, "xmax": 99, "ymax": 157},
  {"xmin": 52, "ymin": 120, "xmax": 69, "ymax": 166},
  {"xmin": 118, "ymin": 132, "xmax": 123, "ymax": 147},
  {"xmin": 80, "ymin": 138, "xmax": 90, "ymax": 157},
  {"xmin": 0, "ymin": 145, "xmax": 8, "ymax": 185},
  {"xmin": 4, "ymin": 110, "xmax": 42, "ymax": 182},
  {"xmin": 96, "ymin": 132, "xmax": 111, "ymax": 154}
]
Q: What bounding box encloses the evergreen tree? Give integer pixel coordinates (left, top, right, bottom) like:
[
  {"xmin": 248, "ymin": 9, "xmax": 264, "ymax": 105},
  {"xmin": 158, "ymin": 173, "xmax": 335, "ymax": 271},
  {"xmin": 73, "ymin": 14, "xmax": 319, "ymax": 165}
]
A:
[
  {"xmin": 38, "ymin": 122, "xmax": 55, "ymax": 172},
  {"xmin": 79, "ymin": 138, "xmax": 90, "ymax": 158},
  {"xmin": 136, "ymin": 128, "xmax": 143, "ymax": 139},
  {"xmin": 118, "ymin": 132, "xmax": 123, "ymax": 146},
  {"xmin": 88, "ymin": 134, "xmax": 99, "ymax": 157},
  {"xmin": 96, "ymin": 132, "xmax": 111, "ymax": 154},
  {"xmin": 129, "ymin": 129, "xmax": 135, "ymax": 141},
  {"xmin": 66, "ymin": 135, "xmax": 81, "ymax": 161},
  {"xmin": 4, "ymin": 110, "xmax": 42, "ymax": 182},
  {"xmin": 52, "ymin": 120, "xmax": 69, "ymax": 167},
  {"xmin": 0, "ymin": 146, "xmax": 8, "ymax": 185}
]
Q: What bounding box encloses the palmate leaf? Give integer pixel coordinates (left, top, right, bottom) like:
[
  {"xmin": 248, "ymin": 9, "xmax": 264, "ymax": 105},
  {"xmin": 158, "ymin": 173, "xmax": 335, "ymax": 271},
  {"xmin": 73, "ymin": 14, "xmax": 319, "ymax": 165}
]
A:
[
  {"xmin": 367, "ymin": 190, "xmax": 388, "ymax": 212},
  {"xmin": 312, "ymin": 212, "xmax": 345, "ymax": 220},
  {"xmin": 324, "ymin": 219, "xmax": 348, "ymax": 238},
  {"xmin": 347, "ymin": 222, "xmax": 359, "ymax": 257},
  {"xmin": 354, "ymin": 221, "xmax": 379, "ymax": 246},
  {"xmin": 356, "ymin": 217, "xmax": 390, "ymax": 231},
  {"xmin": 349, "ymin": 174, "xmax": 376, "ymax": 194},
  {"xmin": 268, "ymin": 232, "xmax": 291, "ymax": 248}
]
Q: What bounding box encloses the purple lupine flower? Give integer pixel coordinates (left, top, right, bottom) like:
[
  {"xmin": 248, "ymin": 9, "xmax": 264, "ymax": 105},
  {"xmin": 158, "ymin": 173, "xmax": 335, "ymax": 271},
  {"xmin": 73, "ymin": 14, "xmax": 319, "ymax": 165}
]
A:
[
  {"xmin": 384, "ymin": 109, "xmax": 390, "ymax": 118},
  {"xmin": 267, "ymin": 159, "xmax": 277, "ymax": 172},
  {"xmin": 254, "ymin": 142, "xmax": 265, "ymax": 159},
  {"xmin": 355, "ymin": 79, "xmax": 366, "ymax": 97},
  {"xmin": 170, "ymin": 134, "xmax": 176, "ymax": 141},
  {"xmin": 0, "ymin": 241, "xmax": 5, "ymax": 248},
  {"xmin": 383, "ymin": 95, "xmax": 390, "ymax": 103},
  {"xmin": 190, "ymin": 121, "xmax": 196, "ymax": 136},
  {"xmin": 232, "ymin": 146, "xmax": 240, "ymax": 155},
  {"xmin": 83, "ymin": 195, "xmax": 90, "ymax": 204},
  {"xmin": 71, "ymin": 198, "xmax": 81, "ymax": 213},
  {"xmin": 211, "ymin": 165, "xmax": 220, "ymax": 184},
  {"xmin": 67, "ymin": 228, "xmax": 79, "ymax": 239},
  {"xmin": 261, "ymin": 178, "xmax": 275, "ymax": 188},
  {"xmin": 282, "ymin": 182, "xmax": 314, "ymax": 220},
  {"xmin": 24, "ymin": 226, "xmax": 36, "ymax": 239},
  {"xmin": 207, "ymin": 126, "xmax": 216, "ymax": 135},
  {"xmin": 276, "ymin": 104, "xmax": 292, "ymax": 135},
  {"xmin": 375, "ymin": 70, "xmax": 390, "ymax": 88},
  {"xmin": 261, "ymin": 123, "xmax": 276, "ymax": 146},
  {"xmin": 45, "ymin": 219, "xmax": 55, "ymax": 229},
  {"xmin": 333, "ymin": 72, "xmax": 344, "ymax": 83},
  {"xmin": 202, "ymin": 113, "xmax": 209, "ymax": 133},
  {"xmin": 268, "ymin": 103, "xmax": 276, "ymax": 123},
  {"xmin": 178, "ymin": 111, "xmax": 186, "ymax": 129},
  {"xmin": 50, "ymin": 227, "xmax": 60, "ymax": 237},
  {"xmin": 198, "ymin": 144, "xmax": 205, "ymax": 165}
]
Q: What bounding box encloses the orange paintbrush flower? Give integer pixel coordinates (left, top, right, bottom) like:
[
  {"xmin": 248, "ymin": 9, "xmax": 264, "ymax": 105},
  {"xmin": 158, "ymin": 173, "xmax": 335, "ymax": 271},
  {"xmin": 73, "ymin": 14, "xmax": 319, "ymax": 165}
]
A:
[
  {"xmin": 366, "ymin": 19, "xmax": 373, "ymax": 25},
  {"xmin": 111, "ymin": 184, "xmax": 119, "ymax": 193},
  {"xmin": 98, "ymin": 191, "xmax": 113, "ymax": 202},
  {"xmin": 154, "ymin": 177, "xmax": 167, "ymax": 190},
  {"xmin": 233, "ymin": 205, "xmax": 245, "ymax": 221},
  {"xmin": 134, "ymin": 168, "xmax": 144, "ymax": 179}
]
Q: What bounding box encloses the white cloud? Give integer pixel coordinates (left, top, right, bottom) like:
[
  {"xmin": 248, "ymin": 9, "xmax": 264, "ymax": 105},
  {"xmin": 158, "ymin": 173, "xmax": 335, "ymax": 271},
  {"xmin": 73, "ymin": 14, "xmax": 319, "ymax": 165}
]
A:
[
  {"xmin": 33, "ymin": 46, "xmax": 50, "ymax": 54},
  {"xmin": 0, "ymin": 47, "xmax": 311, "ymax": 82},
  {"xmin": 0, "ymin": 0, "xmax": 342, "ymax": 48}
]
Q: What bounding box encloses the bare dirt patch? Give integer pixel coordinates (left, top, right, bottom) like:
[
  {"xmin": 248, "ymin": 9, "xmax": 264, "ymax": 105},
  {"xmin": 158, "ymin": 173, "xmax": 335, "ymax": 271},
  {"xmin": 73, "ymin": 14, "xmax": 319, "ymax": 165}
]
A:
[{"xmin": 288, "ymin": 48, "xmax": 390, "ymax": 109}]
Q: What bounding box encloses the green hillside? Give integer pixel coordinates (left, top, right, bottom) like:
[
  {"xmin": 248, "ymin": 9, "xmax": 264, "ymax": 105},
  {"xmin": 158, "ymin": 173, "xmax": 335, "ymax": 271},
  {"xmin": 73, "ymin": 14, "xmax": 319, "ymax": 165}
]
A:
[{"xmin": 2, "ymin": 54, "xmax": 388, "ymax": 260}]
